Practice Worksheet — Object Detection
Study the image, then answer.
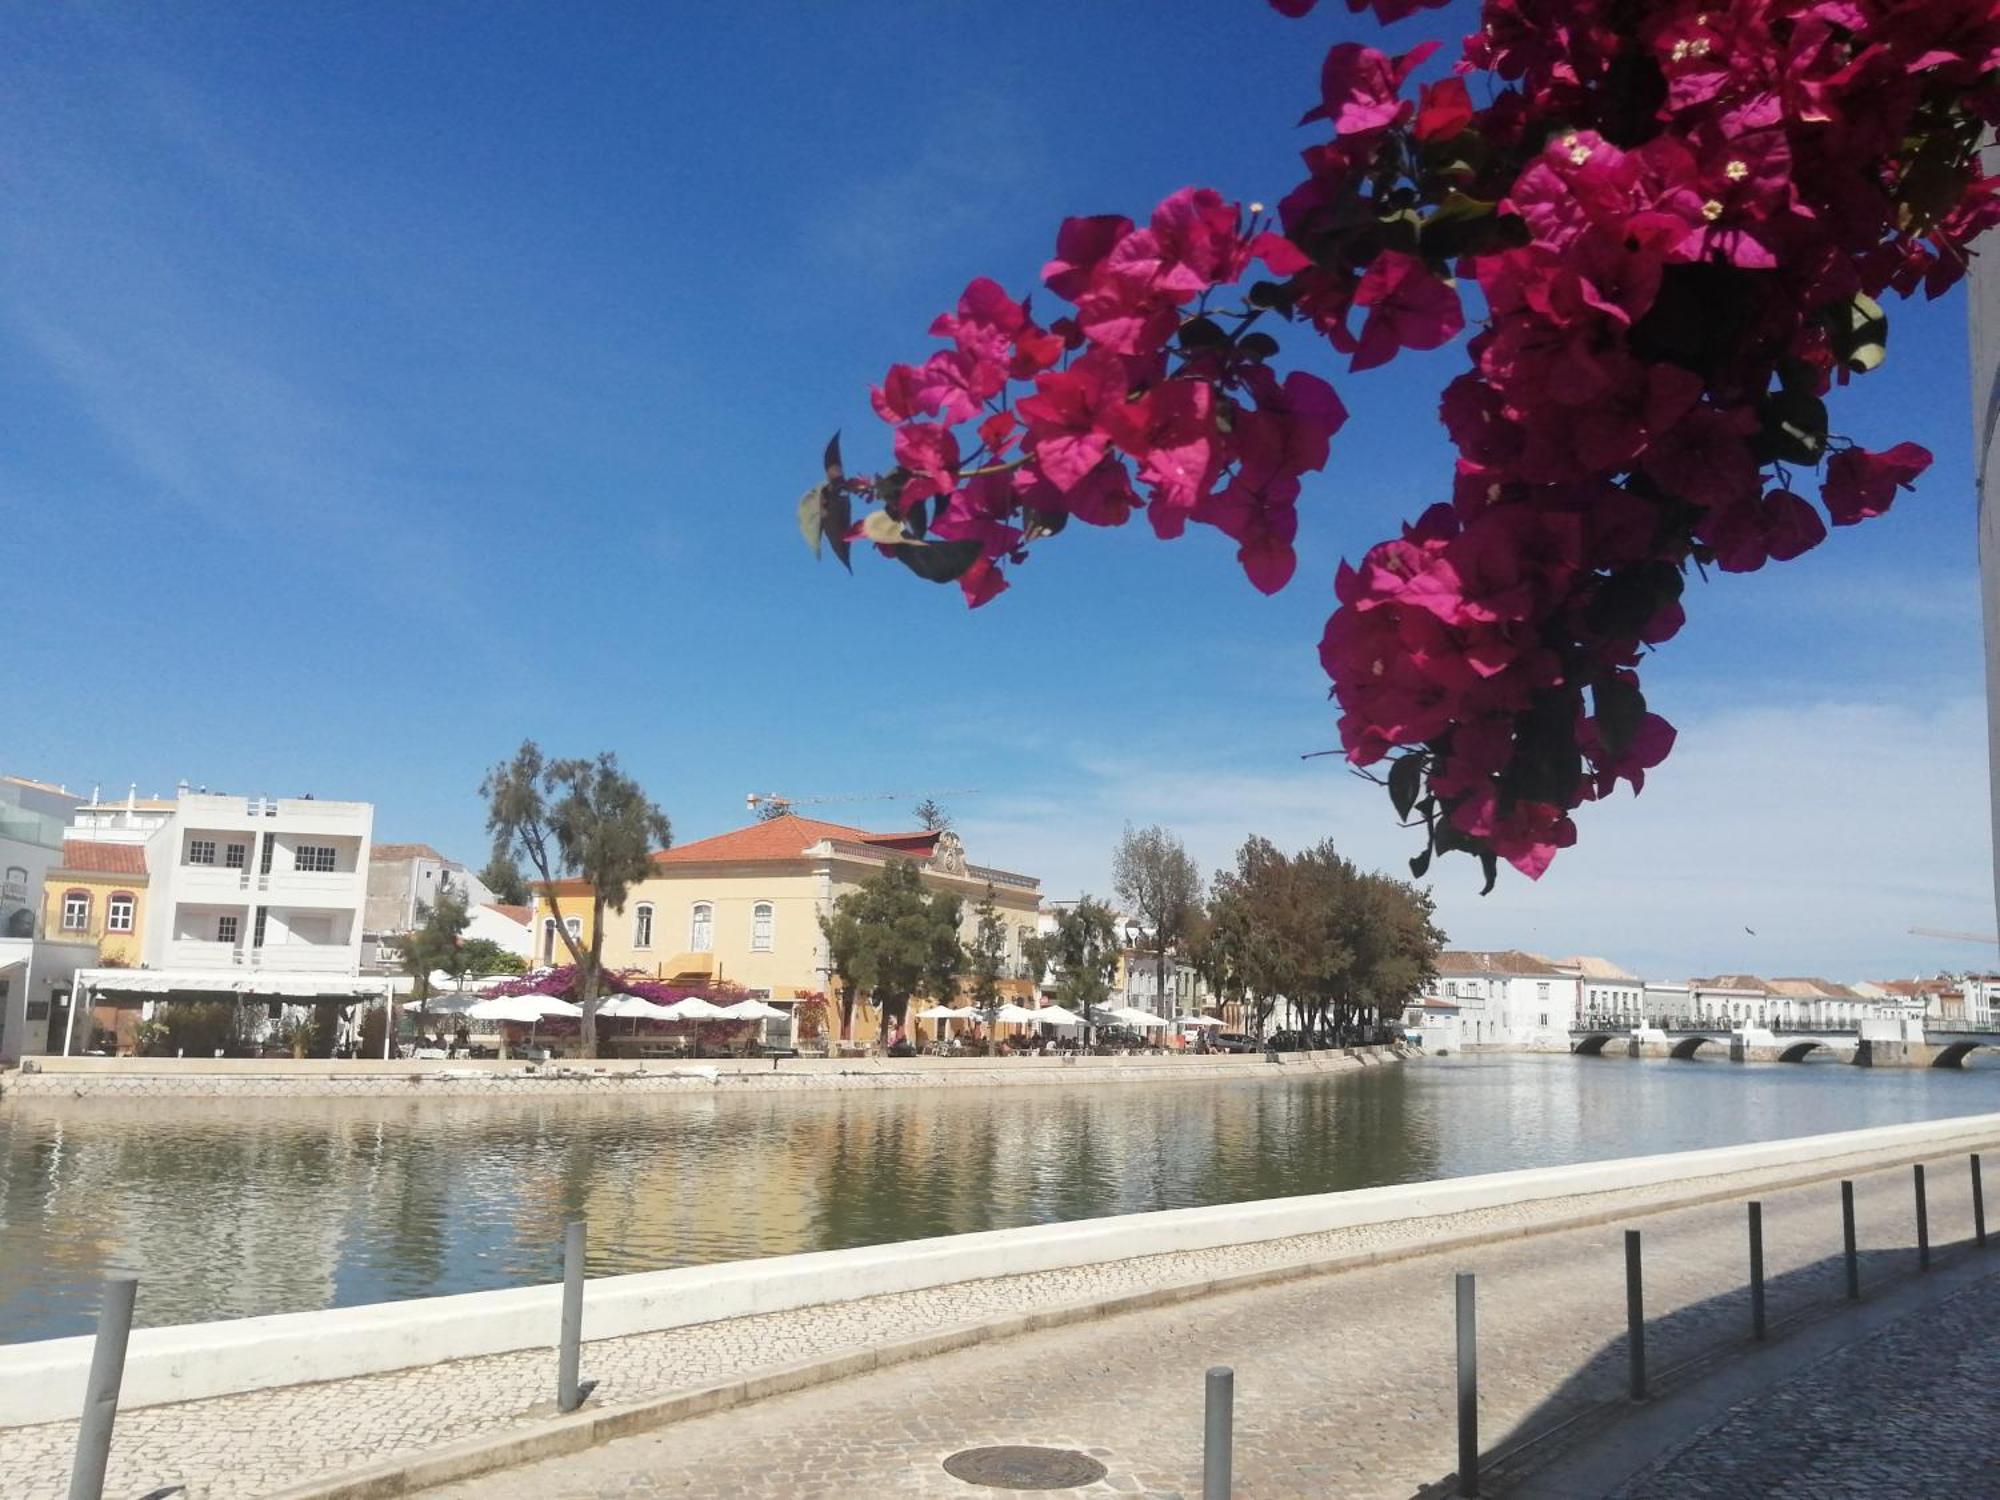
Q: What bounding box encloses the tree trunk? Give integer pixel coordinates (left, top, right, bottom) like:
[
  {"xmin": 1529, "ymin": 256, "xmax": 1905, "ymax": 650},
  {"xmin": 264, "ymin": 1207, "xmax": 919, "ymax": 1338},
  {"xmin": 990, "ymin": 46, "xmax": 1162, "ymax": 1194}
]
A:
[
  {"xmin": 1155, "ymin": 943, "xmax": 1169, "ymax": 1021},
  {"xmin": 580, "ymin": 897, "xmax": 606, "ymax": 1058}
]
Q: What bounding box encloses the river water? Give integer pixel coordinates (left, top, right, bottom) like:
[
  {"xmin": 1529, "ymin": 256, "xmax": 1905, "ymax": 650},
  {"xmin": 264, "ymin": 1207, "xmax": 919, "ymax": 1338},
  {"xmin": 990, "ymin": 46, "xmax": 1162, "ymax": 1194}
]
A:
[{"xmin": 5, "ymin": 1053, "xmax": 1999, "ymax": 1343}]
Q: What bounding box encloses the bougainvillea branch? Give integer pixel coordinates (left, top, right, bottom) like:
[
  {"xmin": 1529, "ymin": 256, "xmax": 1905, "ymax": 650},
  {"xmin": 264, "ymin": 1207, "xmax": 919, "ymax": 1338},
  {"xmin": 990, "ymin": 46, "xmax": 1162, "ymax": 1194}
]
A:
[{"xmin": 803, "ymin": 0, "xmax": 2000, "ymax": 888}]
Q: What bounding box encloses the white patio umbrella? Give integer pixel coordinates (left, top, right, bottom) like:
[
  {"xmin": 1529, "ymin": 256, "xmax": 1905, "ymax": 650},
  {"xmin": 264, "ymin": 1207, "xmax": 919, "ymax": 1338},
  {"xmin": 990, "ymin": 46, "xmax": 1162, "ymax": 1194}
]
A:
[
  {"xmin": 914, "ymin": 1004, "xmax": 976, "ymax": 1020},
  {"xmin": 1179, "ymin": 1015, "xmax": 1225, "ymax": 1028},
  {"xmin": 989, "ymin": 1003, "xmax": 1045, "ymax": 1025},
  {"xmin": 1036, "ymin": 1004, "xmax": 1085, "ymax": 1027},
  {"xmin": 1113, "ymin": 1006, "xmax": 1172, "ymax": 1029},
  {"xmin": 597, "ymin": 996, "xmax": 678, "ymax": 1019},
  {"xmin": 717, "ymin": 998, "xmax": 788, "ymax": 1021},
  {"xmin": 466, "ymin": 996, "xmax": 579, "ymax": 1022},
  {"xmin": 662, "ymin": 996, "xmax": 728, "ymax": 1020}
]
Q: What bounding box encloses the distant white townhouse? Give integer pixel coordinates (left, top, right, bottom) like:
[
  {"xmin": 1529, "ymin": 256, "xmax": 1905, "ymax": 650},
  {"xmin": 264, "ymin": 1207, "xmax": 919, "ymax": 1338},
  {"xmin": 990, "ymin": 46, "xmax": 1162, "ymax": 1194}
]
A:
[
  {"xmin": 1417, "ymin": 950, "xmax": 1580, "ymax": 1048},
  {"xmin": 1555, "ymin": 955, "xmax": 1644, "ymax": 1026}
]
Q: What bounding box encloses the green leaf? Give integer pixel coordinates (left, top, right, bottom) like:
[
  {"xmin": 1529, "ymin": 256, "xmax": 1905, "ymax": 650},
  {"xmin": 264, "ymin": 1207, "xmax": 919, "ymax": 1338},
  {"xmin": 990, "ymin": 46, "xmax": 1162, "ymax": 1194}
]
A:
[
  {"xmin": 798, "ymin": 488, "xmax": 823, "ymax": 559},
  {"xmin": 859, "ymin": 510, "xmax": 907, "ymax": 545},
  {"xmin": 1388, "ymin": 753, "xmax": 1425, "ymax": 822},
  {"xmin": 1238, "ymin": 330, "xmax": 1280, "ymax": 360},
  {"xmin": 824, "ymin": 487, "xmax": 852, "ymax": 573},
  {"xmin": 823, "ymin": 432, "xmax": 845, "ymax": 487},
  {"xmin": 1759, "ymin": 389, "xmax": 1828, "ymax": 465},
  {"xmin": 1408, "ymin": 845, "xmax": 1433, "ymax": 881},
  {"xmin": 1178, "ymin": 315, "xmax": 1229, "ymax": 350},
  {"xmin": 1827, "ymin": 292, "xmax": 1888, "ymax": 373},
  {"xmin": 1478, "ymin": 851, "xmax": 1498, "ymax": 896},
  {"xmin": 889, "ymin": 538, "xmax": 983, "ymax": 584},
  {"xmin": 1593, "ymin": 677, "xmax": 1647, "ymax": 756}
]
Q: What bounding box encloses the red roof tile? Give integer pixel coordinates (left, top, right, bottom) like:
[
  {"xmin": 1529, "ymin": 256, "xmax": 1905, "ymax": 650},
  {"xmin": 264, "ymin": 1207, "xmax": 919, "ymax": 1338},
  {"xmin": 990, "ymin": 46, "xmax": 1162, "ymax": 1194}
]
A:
[
  {"xmin": 371, "ymin": 842, "xmax": 449, "ymax": 863},
  {"xmin": 651, "ymin": 814, "xmax": 940, "ymax": 866},
  {"xmin": 483, "ymin": 903, "xmax": 532, "ymax": 925},
  {"xmin": 59, "ymin": 841, "xmax": 148, "ymax": 876}
]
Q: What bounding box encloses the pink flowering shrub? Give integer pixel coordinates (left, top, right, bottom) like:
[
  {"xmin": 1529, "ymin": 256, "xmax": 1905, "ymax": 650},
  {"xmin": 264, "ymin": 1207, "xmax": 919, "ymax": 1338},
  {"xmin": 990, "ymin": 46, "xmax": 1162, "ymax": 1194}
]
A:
[{"xmin": 804, "ymin": 0, "xmax": 2000, "ymax": 887}]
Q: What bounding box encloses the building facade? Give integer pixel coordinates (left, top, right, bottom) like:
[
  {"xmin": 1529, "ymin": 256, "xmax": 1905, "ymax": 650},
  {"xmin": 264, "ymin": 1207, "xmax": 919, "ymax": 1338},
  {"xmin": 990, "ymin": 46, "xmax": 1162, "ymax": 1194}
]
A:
[
  {"xmin": 40, "ymin": 841, "xmax": 148, "ymax": 967},
  {"xmin": 1558, "ymin": 955, "xmax": 1644, "ymax": 1026},
  {"xmin": 532, "ymin": 813, "xmax": 1042, "ymax": 1043},
  {"xmin": 1418, "ymin": 950, "xmax": 1580, "ymax": 1047},
  {"xmin": 0, "ymin": 775, "xmax": 85, "ymax": 939},
  {"xmin": 364, "ymin": 843, "xmax": 499, "ymax": 950}
]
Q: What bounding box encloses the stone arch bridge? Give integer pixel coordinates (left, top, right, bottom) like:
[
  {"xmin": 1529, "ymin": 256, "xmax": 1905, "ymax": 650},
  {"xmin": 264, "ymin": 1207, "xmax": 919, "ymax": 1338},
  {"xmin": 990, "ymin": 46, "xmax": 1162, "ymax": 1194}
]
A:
[{"xmin": 1568, "ymin": 1029, "xmax": 2000, "ymax": 1067}]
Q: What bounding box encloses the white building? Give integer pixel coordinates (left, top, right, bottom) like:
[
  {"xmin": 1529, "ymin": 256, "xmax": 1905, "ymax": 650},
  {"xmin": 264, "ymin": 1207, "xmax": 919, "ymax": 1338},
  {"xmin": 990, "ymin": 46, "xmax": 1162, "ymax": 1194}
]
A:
[
  {"xmin": 464, "ymin": 901, "xmax": 534, "ymax": 961},
  {"xmin": 364, "ymin": 843, "xmax": 500, "ymax": 949},
  {"xmin": 129, "ymin": 792, "xmax": 375, "ymax": 973},
  {"xmin": 1641, "ymin": 981, "xmax": 1692, "ymax": 1028},
  {"xmin": 0, "ymin": 775, "xmax": 85, "ymax": 939},
  {"xmin": 1557, "ymin": 955, "xmax": 1644, "ymax": 1026},
  {"xmin": 1419, "ymin": 950, "xmax": 1580, "ymax": 1047}
]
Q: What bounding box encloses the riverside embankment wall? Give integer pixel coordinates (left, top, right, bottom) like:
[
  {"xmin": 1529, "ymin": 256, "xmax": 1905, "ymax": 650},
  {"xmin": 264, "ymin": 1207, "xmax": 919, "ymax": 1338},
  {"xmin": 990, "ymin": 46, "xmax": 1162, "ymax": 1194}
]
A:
[
  {"xmin": 4, "ymin": 1108, "xmax": 1997, "ymax": 1427},
  {"xmin": 0, "ymin": 1045, "xmax": 1400, "ymax": 1099}
]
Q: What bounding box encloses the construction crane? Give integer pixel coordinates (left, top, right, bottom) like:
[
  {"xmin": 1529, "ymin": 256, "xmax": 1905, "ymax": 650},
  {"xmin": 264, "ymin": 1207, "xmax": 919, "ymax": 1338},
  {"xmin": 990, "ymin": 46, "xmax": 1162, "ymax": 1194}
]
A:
[
  {"xmin": 1908, "ymin": 926, "xmax": 2000, "ymax": 946},
  {"xmin": 745, "ymin": 788, "xmax": 981, "ymax": 817}
]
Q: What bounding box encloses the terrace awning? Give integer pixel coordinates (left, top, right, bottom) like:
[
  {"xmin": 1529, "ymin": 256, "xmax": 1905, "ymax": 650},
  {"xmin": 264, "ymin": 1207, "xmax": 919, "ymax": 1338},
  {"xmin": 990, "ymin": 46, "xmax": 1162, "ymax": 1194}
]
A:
[{"xmin": 71, "ymin": 968, "xmax": 392, "ymax": 999}]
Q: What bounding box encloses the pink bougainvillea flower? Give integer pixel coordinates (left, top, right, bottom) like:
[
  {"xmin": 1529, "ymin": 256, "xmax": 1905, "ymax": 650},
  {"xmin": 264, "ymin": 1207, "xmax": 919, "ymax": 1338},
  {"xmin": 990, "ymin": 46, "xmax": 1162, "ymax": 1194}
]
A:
[
  {"xmin": 1042, "ymin": 214, "xmax": 1134, "ymax": 302},
  {"xmin": 1414, "ymin": 76, "xmax": 1474, "ymax": 140},
  {"xmin": 1350, "ymin": 251, "xmax": 1464, "ymax": 371},
  {"xmin": 1821, "ymin": 442, "xmax": 1932, "ymax": 525},
  {"xmin": 1302, "ymin": 42, "xmax": 1436, "ymax": 135},
  {"xmin": 1017, "ymin": 355, "xmax": 1126, "ymax": 492},
  {"xmin": 893, "ymin": 423, "xmax": 961, "ymax": 509}
]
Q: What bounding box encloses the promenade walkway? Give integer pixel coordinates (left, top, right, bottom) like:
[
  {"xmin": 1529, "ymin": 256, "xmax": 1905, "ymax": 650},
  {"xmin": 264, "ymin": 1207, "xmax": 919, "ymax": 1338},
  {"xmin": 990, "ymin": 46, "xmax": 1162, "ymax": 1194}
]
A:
[
  {"xmin": 421, "ymin": 1153, "xmax": 1987, "ymax": 1500},
  {"xmin": 4, "ymin": 1139, "xmax": 1984, "ymax": 1498}
]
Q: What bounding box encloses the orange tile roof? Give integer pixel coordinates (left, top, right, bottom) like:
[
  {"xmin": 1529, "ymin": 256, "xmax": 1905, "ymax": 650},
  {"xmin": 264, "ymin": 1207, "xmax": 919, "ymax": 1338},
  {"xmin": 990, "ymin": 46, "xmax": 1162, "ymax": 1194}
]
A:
[
  {"xmin": 1435, "ymin": 949, "xmax": 1572, "ymax": 978},
  {"xmin": 58, "ymin": 840, "xmax": 148, "ymax": 875},
  {"xmin": 483, "ymin": 903, "xmax": 532, "ymax": 925},
  {"xmin": 651, "ymin": 813, "xmax": 940, "ymax": 866}
]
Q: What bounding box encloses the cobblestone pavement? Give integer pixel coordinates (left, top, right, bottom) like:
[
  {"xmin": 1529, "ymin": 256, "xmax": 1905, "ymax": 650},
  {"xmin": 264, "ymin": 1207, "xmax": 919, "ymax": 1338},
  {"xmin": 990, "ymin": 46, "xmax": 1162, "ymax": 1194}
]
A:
[
  {"xmin": 419, "ymin": 1154, "xmax": 1987, "ymax": 1500},
  {"xmin": 3, "ymin": 1146, "xmax": 1982, "ymax": 1499},
  {"xmin": 1615, "ymin": 1271, "xmax": 2000, "ymax": 1499}
]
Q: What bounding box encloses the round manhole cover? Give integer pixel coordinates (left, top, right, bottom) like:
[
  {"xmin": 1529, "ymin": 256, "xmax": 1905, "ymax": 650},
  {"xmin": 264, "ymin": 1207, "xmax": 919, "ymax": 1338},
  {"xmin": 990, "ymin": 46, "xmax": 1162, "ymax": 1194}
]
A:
[{"xmin": 943, "ymin": 1445, "xmax": 1109, "ymax": 1490}]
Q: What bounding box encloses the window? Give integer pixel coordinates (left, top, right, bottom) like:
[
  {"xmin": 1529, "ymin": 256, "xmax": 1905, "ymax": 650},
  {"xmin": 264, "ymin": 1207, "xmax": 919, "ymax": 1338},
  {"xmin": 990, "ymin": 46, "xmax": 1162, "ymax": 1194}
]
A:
[
  {"xmin": 217, "ymin": 914, "xmax": 240, "ymax": 945},
  {"xmin": 1536, "ymin": 981, "xmax": 1551, "ymax": 1003},
  {"xmin": 690, "ymin": 903, "xmax": 713, "ymax": 952},
  {"xmin": 61, "ymin": 890, "xmax": 90, "ymax": 931},
  {"xmin": 542, "ymin": 918, "xmax": 557, "ymax": 965},
  {"xmin": 752, "ymin": 902, "xmax": 774, "ymax": 952},
  {"xmin": 107, "ymin": 894, "xmax": 135, "ymax": 933},
  {"xmin": 564, "ymin": 917, "xmax": 581, "ymax": 944},
  {"xmin": 634, "ymin": 903, "xmax": 654, "ymax": 948},
  {"xmin": 259, "ymin": 835, "xmax": 274, "ymax": 875},
  {"xmin": 253, "ymin": 907, "xmax": 268, "ymax": 948},
  {"xmin": 225, "ymin": 842, "xmax": 247, "ymax": 869},
  {"xmin": 295, "ymin": 845, "xmax": 337, "ymax": 873},
  {"xmin": 188, "ymin": 839, "xmax": 217, "ymax": 866}
]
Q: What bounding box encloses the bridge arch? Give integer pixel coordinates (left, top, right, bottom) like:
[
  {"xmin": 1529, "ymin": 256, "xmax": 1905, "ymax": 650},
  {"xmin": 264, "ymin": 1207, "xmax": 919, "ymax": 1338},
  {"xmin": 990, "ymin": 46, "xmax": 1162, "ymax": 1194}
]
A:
[
  {"xmin": 1934, "ymin": 1041, "xmax": 1984, "ymax": 1069},
  {"xmin": 1670, "ymin": 1035, "xmax": 1717, "ymax": 1060},
  {"xmin": 1573, "ymin": 1034, "xmax": 1616, "ymax": 1057},
  {"xmin": 1779, "ymin": 1041, "xmax": 1829, "ymax": 1063}
]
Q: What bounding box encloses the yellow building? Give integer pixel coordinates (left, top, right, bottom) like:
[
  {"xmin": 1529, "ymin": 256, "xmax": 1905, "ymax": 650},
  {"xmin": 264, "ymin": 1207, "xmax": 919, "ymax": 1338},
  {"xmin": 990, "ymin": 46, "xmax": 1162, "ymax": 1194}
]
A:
[
  {"xmin": 41, "ymin": 840, "xmax": 149, "ymax": 1050},
  {"xmin": 532, "ymin": 813, "xmax": 1042, "ymax": 1043}
]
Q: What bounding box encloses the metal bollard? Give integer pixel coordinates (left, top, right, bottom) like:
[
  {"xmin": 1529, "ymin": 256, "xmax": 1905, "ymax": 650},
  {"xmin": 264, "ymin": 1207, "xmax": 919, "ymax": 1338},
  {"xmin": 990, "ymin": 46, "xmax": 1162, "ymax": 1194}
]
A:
[
  {"xmin": 68, "ymin": 1275, "xmax": 137, "ymax": 1500},
  {"xmin": 1455, "ymin": 1273, "xmax": 1478, "ymax": 1498},
  {"xmin": 1624, "ymin": 1230, "xmax": 1646, "ymax": 1400},
  {"xmin": 1203, "ymin": 1365, "xmax": 1234, "ymax": 1500},
  {"xmin": 1841, "ymin": 1180, "xmax": 1860, "ymax": 1300},
  {"xmin": 1747, "ymin": 1202, "xmax": 1766, "ymax": 1341},
  {"xmin": 1915, "ymin": 1164, "xmax": 1930, "ymax": 1271},
  {"xmin": 558, "ymin": 1219, "xmax": 586, "ymax": 1413},
  {"xmin": 1975, "ymin": 1154, "xmax": 1988, "ymax": 1249}
]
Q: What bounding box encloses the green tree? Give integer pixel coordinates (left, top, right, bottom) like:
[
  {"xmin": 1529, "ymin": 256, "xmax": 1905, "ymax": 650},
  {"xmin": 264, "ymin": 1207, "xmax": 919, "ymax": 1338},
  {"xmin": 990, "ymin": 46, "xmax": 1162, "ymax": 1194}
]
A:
[
  {"xmin": 1197, "ymin": 836, "xmax": 1295, "ymax": 1035},
  {"xmin": 965, "ymin": 884, "xmax": 1008, "ymax": 1052},
  {"xmin": 1112, "ymin": 824, "xmax": 1203, "ymax": 1020},
  {"xmin": 818, "ymin": 859, "xmax": 963, "ymax": 1050},
  {"xmin": 482, "ymin": 742, "xmax": 672, "ymax": 1058},
  {"xmin": 459, "ymin": 939, "xmax": 526, "ymax": 977},
  {"xmin": 1025, "ymin": 897, "xmax": 1119, "ymax": 1048},
  {"xmin": 398, "ymin": 887, "xmax": 471, "ymax": 1018},
  {"xmin": 913, "ymin": 797, "xmax": 952, "ymax": 832},
  {"xmin": 478, "ymin": 850, "xmax": 530, "ymax": 906}
]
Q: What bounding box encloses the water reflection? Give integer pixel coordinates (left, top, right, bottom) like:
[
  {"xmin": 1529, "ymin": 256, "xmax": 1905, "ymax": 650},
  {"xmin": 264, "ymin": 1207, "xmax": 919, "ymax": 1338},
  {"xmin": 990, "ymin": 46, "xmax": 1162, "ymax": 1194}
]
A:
[{"xmin": 4, "ymin": 1054, "xmax": 1998, "ymax": 1342}]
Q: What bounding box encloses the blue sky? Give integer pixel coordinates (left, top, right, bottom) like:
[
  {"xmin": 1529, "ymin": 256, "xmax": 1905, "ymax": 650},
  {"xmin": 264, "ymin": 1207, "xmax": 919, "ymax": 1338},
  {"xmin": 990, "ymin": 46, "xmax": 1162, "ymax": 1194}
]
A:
[{"xmin": 4, "ymin": 2, "xmax": 1991, "ymax": 982}]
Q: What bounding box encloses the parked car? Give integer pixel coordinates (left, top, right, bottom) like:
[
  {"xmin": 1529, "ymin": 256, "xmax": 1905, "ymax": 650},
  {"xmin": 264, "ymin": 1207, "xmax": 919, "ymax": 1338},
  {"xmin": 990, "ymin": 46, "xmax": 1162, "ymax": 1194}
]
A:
[{"xmin": 1209, "ymin": 1032, "xmax": 1262, "ymax": 1053}]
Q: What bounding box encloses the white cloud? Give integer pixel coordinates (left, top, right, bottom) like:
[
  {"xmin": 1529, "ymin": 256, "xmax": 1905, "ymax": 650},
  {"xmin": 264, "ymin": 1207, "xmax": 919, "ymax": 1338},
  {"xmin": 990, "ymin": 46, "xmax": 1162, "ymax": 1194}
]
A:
[{"xmin": 957, "ymin": 694, "xmax": 1996, "ymax": 985}]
